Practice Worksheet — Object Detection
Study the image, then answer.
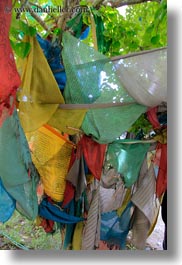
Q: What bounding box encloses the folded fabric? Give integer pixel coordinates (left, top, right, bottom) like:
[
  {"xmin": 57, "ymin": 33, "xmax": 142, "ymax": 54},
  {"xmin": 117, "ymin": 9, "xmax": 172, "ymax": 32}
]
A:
[{"xmin": 39, "ymin": 198, "xmax": 84, "ymax": 224}]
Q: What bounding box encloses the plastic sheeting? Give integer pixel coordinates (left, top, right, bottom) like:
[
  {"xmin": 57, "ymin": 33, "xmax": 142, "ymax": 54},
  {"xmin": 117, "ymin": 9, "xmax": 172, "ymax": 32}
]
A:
[{"xmin": 113, "ymin": 48, "xmax": 167, "ymax": 107}]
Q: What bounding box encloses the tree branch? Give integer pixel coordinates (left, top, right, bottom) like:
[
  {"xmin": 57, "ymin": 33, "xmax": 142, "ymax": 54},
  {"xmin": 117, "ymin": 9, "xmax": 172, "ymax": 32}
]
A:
[
  {"xmin": 93, "ymin": 0, "xmax": 105, "ymax": 7},
  {"xmin": 26, "ymin": 3, "xmax": 50, "ymax": 31},
  {"xmin": 57, "ymin": 0, "xmax": 70, "ymax": 30},
  {"xmin": 103, "ymin": 0, "xmax": 160, "ymax": 8}
]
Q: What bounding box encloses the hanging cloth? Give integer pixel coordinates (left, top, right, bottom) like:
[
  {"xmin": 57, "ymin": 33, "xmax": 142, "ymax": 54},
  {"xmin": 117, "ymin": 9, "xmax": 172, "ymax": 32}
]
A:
[
  {"xmin": 35, "ymin": 34, "xmax": 87, "ymax": 135},
  {"xmin": 100, "ymin": 181, "xmax": 127, "ymax": 213},
  {"xmin": 147, "ymin": 106, "xmax": 161, "ymax": 129},
  {"xmin": 48, "ymin": 108, "xmax": 87, "ymax": 136},
  {"xmin": 131, "ymin": 151, "xmax": 160, "ymax": 249},
  {"xmin": 154, "ymin": 142, "xmax": 167, "ymax": 197},
  {"xmin": 0, "ymin": 177, "xmax": 16, "ymax": 223},
  {"xmin": 80, "ymin": 134, "xmax": 107, "ymax": 181},
  {"xmin": 38, "ymin": 198, "xmax": 84, "ymax": 224},
  {"xmin": 36, "ymin": 34, "xmax": 66, "ymax": 92},
  {"xmin": 92, "ymin": 10, "xmax": 111, "ymax": 54},
  {"xmin": 0, "ymin": 109, "xmax": 39, "ymax": 220},
  {"xmin": 100, "ymin": 202, "xmax": 133, "ymax": 249},
  {"xmin": 62, "ymin": 200, "xmax": 77, "ymax": 250},
  {"xmin": 62, "ymin": 32, "xmax": 146, "ymax": 144},
  {"xmin": 147, "ymin": 107, "xmax": 167, "ymax": 197},
  {"xmin": 106, "ymin": 140, "xmax": 150, "ymax": 187},
  {"xmin": 16, "ymin": 35, "xmax": 65, "ymax": 132},
  {"xmin": 72, "ymin": 196, "xmax": 85, "ymax": 250},
  {"xmin": 81, "ymin": 184, "xmax": 100, "ymax": 250},
  {"xmin": 72, "ymin": 221, "xmax": 84, "ymax": 250},
  {"xmin": 113, "ymin": 48, "xmax": 167, "ymax": 107},
  {"xmin": 0, "ymin": 0, "xmax": 21, "ymax": 126},
  {"xmin": 66, "ymin": 154, "xmax": 87, "ymax": 202},
  {"xmin": 26, "ymin": 124, "xmax": 74, "ymax": 202},
  {"xmin": 62, "ymin": 149, "xmax": 77, "ymax": 208}
]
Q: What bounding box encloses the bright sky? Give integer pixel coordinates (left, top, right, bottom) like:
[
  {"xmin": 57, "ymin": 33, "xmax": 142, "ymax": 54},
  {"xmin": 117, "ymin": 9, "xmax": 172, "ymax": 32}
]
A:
[{"xmin": 117, "ymin": 6, "xmax": 127, "ymax": 17}]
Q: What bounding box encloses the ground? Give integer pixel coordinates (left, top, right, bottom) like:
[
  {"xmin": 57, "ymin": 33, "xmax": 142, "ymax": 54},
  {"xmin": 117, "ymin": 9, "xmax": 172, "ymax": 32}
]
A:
[
  {"xmin": 146, "ymin": 209, "xmax": 165, "ymax": 250},
  {"xmin": 0, "ymin": 209, "xmax": 165, "ymax": 250}
]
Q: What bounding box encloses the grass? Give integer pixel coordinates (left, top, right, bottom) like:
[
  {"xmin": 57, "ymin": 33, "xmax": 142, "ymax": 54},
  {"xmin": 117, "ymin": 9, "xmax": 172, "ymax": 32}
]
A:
[
  {"xmin": 0, "ymin": 210, "xmax": 62, "ymax": 250},
  {"xmin": 0, "ymin": 211, "xmax": 158, "ymax": 250}
]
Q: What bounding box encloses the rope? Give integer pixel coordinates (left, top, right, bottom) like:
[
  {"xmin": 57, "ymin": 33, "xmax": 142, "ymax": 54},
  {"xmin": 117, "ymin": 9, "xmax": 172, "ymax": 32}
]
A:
[
  {"xmin": 0, "ymin": 230, "xmax": 29, "ymax": 250},
  {"xmin": 59, "ymin": 101, "xmax": 136, "ymax": 110},
  {"xmin": 119, "ymin": 139, "xmax": 156, "ymax": 144},
  {"xmin": 111, "ymin": 46, "xmax": 167, "ymax": 62},
  {"xmin": 43, "ymin": 47, "xmax": 167, "ymax": 73}
]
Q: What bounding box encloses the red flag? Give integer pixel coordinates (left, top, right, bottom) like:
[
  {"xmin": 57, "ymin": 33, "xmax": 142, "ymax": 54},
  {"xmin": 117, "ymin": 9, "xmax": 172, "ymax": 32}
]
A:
[
  {"xmin": 0, "ymin": 0, "xmax": 21, "ymax": 126},
  {"xmin": 80, "ymin": 134, "xmax": 107, "ymax": 180}
]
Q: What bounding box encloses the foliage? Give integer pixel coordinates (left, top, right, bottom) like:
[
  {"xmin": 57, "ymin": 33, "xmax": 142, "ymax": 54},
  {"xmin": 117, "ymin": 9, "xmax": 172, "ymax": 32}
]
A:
[
  {"xmin": 128, "ymin": 113, "xmax": 153, "ymax": 137},
  {"xmin": 10, "ymin": 0, "xmax": 167, "ymax": 57},
  {"xmin": 91, "ymin": 0, "xmax": 167, "ymax": 56},
  {"xmin": 8, "ymin": 0, "xmax": 167, "ymax": 136},
  {"xmin": 0, "ymin": 211, "xmax": 62, "ymax": 250}
]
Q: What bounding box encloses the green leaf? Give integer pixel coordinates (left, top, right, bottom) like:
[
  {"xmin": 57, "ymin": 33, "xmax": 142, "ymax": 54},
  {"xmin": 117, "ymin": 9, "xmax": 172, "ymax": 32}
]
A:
[
  {"xmin": 80, "ymin": 0, "xmax": 88, "ymax": 5},
  {"xmin": 151, "ymin": 35, "xmax": 160, "ymax": 44},
  {"xmin": 112, "ymin": 41, "xmax": 121, "ymax": 50},
  {"xmin": 10, "ymin": 27, "xmax": 22, "ymax": 40},
  {"xmin": 146, "ymin": 24, "xmax": 154, "ymax": 34},
  {"xmin": 53, "ymin": 28, "xmax": 61, "ymax": 36},
  {"xmin": 10, "ymin": 41, "xmax": 31, "ymax": 59},
  {"xmin": 91, "ymin": 8, "xmax": 101, "ymax": 17},
  {"xmin": 19, "ymin": 21, "xmax": 36, "ymax": 36},
  {"xmin": 19, "ymin": 21, "xmax": 30, "ymax": 35},
  {"xmin": 29, "ymin": 26, "xmax": 37, "ymax": 36},
  {"xmin": 129, "ymin": 41, "xmax": 139, "ymax": 50}
]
